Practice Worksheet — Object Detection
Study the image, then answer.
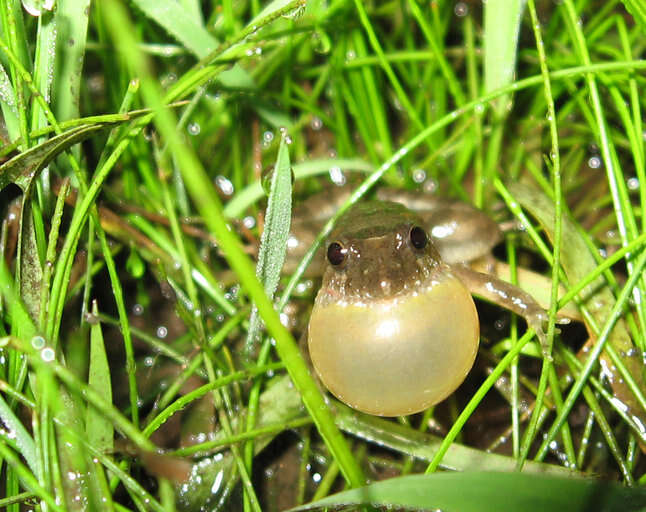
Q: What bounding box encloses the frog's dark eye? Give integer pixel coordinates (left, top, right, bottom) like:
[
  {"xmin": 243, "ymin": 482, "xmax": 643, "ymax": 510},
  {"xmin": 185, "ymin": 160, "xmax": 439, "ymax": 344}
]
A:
[
  {"xmin": 409, "ymin": 226, "xmax": 428, "ymax": 250},
  {"xmin": 327, "ymin": 242, "xmax": 347, "ymax": 266}
]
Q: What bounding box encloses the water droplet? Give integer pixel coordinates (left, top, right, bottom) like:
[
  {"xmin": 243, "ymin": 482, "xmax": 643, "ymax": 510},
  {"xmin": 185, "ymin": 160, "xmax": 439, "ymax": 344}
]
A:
[
  {"xmin": 588, "ymin": 156, "xmax": 601, "ymax": 169},
  {"xmin": 31, "ymin": 336, "xmax": 46, "ymax": 349},
  {"xmin": 187, "ymin": 122, "xmax": 200, "ymax": 135},
  {"xmin": 21, "ymin": 0, "xmax": 55, "ymax": 16},
  {"xmin": 156, "ymin": 326, "xmax": 168, "ymax": 338},
  {"xmin": 262, "ymin": 130, "xmax": 274, "ymax": 148},
  {"xmin": 215, "ymin": 175, "xmax": 234, "ymax": 195},
  {"xmin": 41, "ymin": 347, "xmax": 55, "ymax": 362},
  {"xmin": 412, "ymin": 169, "xmax": 426, "ymax": 183},
  {"xmin": 312, "ymin": 30, "xmax": 331, "ymax": 54},
  {"xmin": 454, "ymin": 2, "xmax": 468, "ymax": 17},
  {"xmin": 329, "ymin": 166, "xmax": 345, "ymax": 185},
  {"xmin": 627, "ymin": 177, "xmax": 639, "ymax": 190},
  {"xmin": 132, "ymin": 303, "xmax": 144, "ymax": 315},
  {"xmin": 423, "ymin": 178, "xmax": 438, "ymax": 194},
  {"xmin": 243, "ymin": 216, "xmax": 256, "ymax": 229}
]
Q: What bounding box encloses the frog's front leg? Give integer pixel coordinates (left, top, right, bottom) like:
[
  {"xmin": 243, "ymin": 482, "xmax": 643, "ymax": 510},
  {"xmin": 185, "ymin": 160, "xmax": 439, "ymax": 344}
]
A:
[{"xmin": 450, "ymin": 263, "xmax": 551, "ymax": 358}]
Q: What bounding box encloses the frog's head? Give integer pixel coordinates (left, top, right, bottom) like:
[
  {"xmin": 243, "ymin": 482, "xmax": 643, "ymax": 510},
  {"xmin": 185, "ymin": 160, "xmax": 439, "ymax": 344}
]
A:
[{"xmin": 319, "ymin": 201, "xmax": 442, "ymax": 303}]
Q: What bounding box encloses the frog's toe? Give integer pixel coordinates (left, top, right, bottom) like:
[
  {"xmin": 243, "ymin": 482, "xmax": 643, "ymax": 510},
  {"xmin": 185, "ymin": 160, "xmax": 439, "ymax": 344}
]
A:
[{"xmin": 527, "ymin": 313, "xmax": 552, "ymax": 362}]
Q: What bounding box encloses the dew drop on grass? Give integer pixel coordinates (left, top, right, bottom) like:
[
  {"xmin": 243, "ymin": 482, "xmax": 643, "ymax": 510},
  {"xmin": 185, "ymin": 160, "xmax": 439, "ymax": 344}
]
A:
[
  {"xmin": 41, "ymin": 347, "xmax": 55, "ymax": 362},
  {"xmin": 243, "ymin": 215, "xmax": 256, "ymax": 229},
  {"xmin": 187, "ymin": 122, "xmax": 200, "ymax": 135},
  {"xmin": 588, "ymin": 156, "xmax": 601, "ymax": 169},
  {"xmin": 0, "ymin": 65, "xmax": 16, "ymax": 111},
  {"xmin": 454, "ymin": 2, "xmax": 468, "ymax": 16},
  {"xmin": 329, "ymin": 166, "xmax": 345, "ymax": 185},
  {"xmin": 412, "ymin": 169, "xmax": 426, "ymax": 183},
  {"xmin": 31, "ymin": 335, "xmax": 46, "ymax": 349},
  {"xmin": 215, "ymin": 175, "xmax": 234, "ymax": 196},
  {"xmin": 21, "ymin": 0, "xmax": 55, "ymax": 16}
]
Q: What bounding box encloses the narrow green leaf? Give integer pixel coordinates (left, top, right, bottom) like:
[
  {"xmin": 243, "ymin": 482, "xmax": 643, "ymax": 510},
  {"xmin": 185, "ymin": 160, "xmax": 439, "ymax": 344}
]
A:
[
  {"xmin": 131, "ymin": 0, "xmax": 218, "ymax": 58},
  {"xmin": 621, "ymin": 0, "xmax": 646, "ymax": 33},
  {"xmin": 31, "ymin": 8, "xmax": 57, "ymax": 133},
  {"xmin": 245, "ymin": 132, "xmax": 293, "ymax": 351},
  {"xmin": 256, "ymin": 134, "xmax": 293, "ymax": 296},
  {"xmin": 289, "ymin": 472, "xmax": 646, "ymax": 512},
  {"xmin": 484, "ymin": 0, "xmax": 527, "ymax": 114},
  {"xmin": 16, "ymin": 198, "xmax": 43, "ymax": 323},
  {"xmin": 0, "ymin": 122, "xmax": 119, "ymax": 191},
  {"xmin": 53, "ymin": 0, "xmax": 91, "ymax": 122},
  {"xmin": 86, "ymin": 301, "xmax": 114, "ymax": 455},
  {"xmin": 0, "ymin": 393, "xmax": 37, "ymax": 474},
  {"xmin": 0, "ymin": 61, "xmax": 19, "ymax": 138}
]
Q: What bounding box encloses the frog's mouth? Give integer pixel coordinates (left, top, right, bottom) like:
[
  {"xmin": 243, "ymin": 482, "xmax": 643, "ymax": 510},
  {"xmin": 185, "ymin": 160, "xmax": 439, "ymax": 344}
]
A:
[
  {"xmin": 307, "ymin": 272, "xmax": 480, "ymax": 417},
  {"xmin": 315, "ymin": 254, "xmax": 444, "ymax": 306}
]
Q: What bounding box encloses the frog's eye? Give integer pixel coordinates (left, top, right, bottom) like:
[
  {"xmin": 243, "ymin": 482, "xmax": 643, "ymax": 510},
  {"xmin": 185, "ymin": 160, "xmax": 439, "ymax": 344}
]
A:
[
  {"xmin": 327, "ymin": 242, "xmax": 347, "ymax": 266},
  {"xmin": 409, "ymin": 226, "xmax": 428, "ymax": 250}
]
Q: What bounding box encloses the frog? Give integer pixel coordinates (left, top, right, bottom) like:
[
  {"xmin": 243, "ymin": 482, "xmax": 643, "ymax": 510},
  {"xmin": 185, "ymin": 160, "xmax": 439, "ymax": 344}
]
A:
[{"xmin": 287, "ymin": 186, "xmax": 549, "ymax": 417}]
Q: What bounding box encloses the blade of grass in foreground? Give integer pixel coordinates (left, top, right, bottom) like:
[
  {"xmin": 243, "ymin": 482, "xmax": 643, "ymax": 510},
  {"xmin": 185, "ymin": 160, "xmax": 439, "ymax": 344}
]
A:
[
  {"xmin": 243, "ymin": 132, "xmax": 294, "ymax": 511},
  {"xmin": 288, "ymin": 472, "xmax": 646, "ymax": 512}
]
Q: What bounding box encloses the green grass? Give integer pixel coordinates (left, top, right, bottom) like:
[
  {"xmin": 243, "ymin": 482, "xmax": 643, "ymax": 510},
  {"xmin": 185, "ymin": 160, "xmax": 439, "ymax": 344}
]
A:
[{"xmin": 1, "ymin": 0, "xmax": 646, "ymax": 510}]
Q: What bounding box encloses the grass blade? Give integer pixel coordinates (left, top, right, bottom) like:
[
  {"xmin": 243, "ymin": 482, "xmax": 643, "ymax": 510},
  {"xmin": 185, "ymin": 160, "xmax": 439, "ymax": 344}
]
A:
[
  {"xmin": 86, "ymin": 301, "xmax": 114, "ymax": 454},
  {"xmin": 289, "ymin": 472, "xmax": 646, "ymax": 512}
]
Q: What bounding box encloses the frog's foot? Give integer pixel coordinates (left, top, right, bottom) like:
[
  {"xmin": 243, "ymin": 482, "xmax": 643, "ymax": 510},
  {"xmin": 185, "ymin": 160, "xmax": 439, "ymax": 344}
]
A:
[{"xmin": 450, "ymin": 264, "xmax": 553, "ymax": 361}]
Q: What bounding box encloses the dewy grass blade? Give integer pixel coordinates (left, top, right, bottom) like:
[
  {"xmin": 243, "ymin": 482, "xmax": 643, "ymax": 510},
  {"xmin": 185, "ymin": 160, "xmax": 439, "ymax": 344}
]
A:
[
  {"xmin": 243, "ymin": 132, "xmax": 294, "ymax": 508},
  {"xmin": 244, "ymin": 132, "xmax": 293, "ymax": 355},
  {"xmin": 484, "ymin": 0, "xmax": 526, "ymax": 117},
  {"xmin": 518, "ymin": 0, "xmax": 567, "ymax": 471},
  {"xmin": 53, "ymin": 0, "xmax": 91, "ymax": 122},
  {"xmin": 86, "ymin": 301, "xmax": 114, "ymax": 455},
  {"xmin": 102, "ymin": 0, "xmax": 366, "ymax": 489},
  {"xmin": 132, "ymin": 0, "xmax": 218, "ymax": 58}
]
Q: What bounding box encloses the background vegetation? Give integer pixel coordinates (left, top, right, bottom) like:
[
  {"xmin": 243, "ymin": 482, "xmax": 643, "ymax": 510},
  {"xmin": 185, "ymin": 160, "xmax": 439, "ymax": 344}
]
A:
[{"xmin": 1, "ymin": 0, "xmax": 646, "ymax": 510}]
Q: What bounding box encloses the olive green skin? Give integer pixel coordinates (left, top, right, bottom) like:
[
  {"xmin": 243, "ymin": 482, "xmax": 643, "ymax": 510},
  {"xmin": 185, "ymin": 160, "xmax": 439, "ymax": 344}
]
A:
[{"xmin": 307, "ymin": 201, "xmax": 480, "ymax": 416}]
